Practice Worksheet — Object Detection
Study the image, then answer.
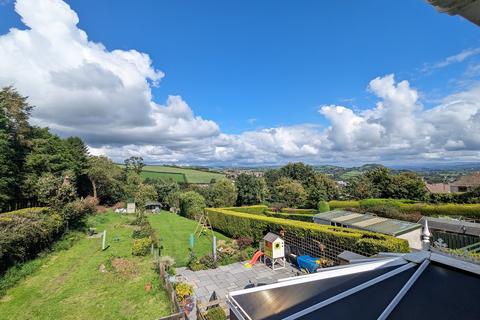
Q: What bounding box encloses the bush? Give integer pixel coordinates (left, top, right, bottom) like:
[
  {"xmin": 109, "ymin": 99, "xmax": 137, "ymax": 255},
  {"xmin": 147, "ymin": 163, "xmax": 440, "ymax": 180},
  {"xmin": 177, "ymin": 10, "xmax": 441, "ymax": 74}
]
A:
[
  {"xmin": 205, "ymin": 207, "xmax": 409, "ymax": 256},
  {"xmin": 205, "ymin": 306, "xmax": 227, "ymax": 320},
  {"xmin": 317, "ymin": 201, "xmax": 330, "ymax": 213},
  {"xmin": 236, "ymin": 236, "xmax": 254, "ymax": 250},
  {"xmin": 179, "ymin": 191, "xmax": 206, "ymax": 219},
  {"xmin": 199, "ymin": 254, "xmax": 218, "ymax": 269},
  {"xmin": 0, "ymin": 208, "xmax": 63, "ymax": 274},
  {"xmin": 175, "ymin": 282, "xmax": 193, "ymax": 302},
  {"xmin": 61, "ymin": 196, "xmax": 97, "ymax": 227},
  {"xmin": 132, "ymin": 238, "xmax": 152, "ymax": 256}
]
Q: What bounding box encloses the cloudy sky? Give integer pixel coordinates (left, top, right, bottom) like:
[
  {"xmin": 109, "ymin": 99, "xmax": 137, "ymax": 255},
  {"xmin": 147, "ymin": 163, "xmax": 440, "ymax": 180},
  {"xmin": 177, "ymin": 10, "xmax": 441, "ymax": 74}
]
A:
[{"xmin": 0, "ymin": 0, "xmax": 479, "ymax": 166}]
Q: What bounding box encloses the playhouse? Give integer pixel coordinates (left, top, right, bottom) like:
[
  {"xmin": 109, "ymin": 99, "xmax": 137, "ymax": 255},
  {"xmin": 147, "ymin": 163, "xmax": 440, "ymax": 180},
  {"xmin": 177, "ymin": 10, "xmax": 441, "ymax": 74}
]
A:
[{"xmin": 261, "ymin": 232, "xmax": 285, "ymax": 270}]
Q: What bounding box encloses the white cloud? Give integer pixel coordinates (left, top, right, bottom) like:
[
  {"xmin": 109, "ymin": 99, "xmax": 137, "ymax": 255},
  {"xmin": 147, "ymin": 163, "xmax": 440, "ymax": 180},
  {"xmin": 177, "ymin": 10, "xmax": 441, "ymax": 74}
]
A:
[
  {"xmin": 1, "ymin": 0, "xmax": 480, "ymax": 165},
  {"xmin": 422, "ymin": 47, "xmax": 480, "ymax": 72}
]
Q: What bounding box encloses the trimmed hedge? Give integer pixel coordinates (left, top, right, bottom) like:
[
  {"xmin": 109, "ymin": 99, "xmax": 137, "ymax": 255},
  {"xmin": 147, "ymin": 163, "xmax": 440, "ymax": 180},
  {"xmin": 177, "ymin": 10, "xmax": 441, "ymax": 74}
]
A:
[
  {"xmin": 224, "ymin": 205, "xmax": 268, "ymax": 215},
  {"xmin": 329, "ymin": 199, "xmax": 480, "ymax": 219},
  {"xmin": 280, "ymin": 208, "xmax": 317, "ymax": 215},
  {"xmin": 328, "ymin": 200, "xmax": 360, "ymax": 209},
  {"xmin": 264, "ymin": 211, "xmax": 314, "ymax": 222},
  {"xmin": 206, "ymin": 207, "xmax": 409, "ymax": 255}
]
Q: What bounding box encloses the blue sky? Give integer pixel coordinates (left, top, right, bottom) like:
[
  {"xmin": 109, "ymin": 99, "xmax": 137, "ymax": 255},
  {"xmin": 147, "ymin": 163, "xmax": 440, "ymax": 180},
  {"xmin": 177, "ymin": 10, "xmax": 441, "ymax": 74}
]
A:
[{"xmin": 0, "ymin": 0, "xmax": 479, "ymax": 165}]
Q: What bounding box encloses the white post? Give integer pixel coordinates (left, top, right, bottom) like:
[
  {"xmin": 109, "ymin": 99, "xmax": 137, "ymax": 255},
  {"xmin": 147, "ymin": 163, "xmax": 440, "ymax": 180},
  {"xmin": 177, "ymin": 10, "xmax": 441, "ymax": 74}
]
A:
[
  {"xmin": 213, "ymin": 235, "xmax": 217, "ymax": 261},
  {"xmin": 102, "ymin": 230, "xmax": 107, "ymax": 250},
  {"xmin": 422, "ymin": 220, "xmax": 431, "ymax": 251}
]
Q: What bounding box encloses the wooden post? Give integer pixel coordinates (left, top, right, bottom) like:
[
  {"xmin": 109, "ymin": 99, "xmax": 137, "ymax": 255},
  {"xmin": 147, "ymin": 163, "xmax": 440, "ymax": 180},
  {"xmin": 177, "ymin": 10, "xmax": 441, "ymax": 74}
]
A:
[{"xmin": 102, "ymin": 230, "xmax": 106, "ymax": 250}]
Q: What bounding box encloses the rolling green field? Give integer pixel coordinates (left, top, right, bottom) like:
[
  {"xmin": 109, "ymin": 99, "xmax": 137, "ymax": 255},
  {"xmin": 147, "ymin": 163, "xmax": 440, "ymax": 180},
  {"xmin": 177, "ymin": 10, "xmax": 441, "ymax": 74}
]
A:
[
  {"xmin": 149, "ymin": 211, "xmax": 230, "ymax": 266},
  {"xmin": 119, "ymin": 164, "xmax": 226, "ymax": 184},
  {"xmin": 0, "ymin": 213, "xmax": 172, "ymax": 320},
  {"xmin": 141, "ymin": 165, "xmax": 226, "ymax": 184}
]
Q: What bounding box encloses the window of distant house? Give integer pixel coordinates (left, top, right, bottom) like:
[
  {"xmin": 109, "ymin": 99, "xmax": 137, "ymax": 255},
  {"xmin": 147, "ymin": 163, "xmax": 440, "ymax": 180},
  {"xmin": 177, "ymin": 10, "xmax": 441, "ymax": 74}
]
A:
[{"xmin": 458, "ymin": 186, "xmax": 468, "ymax": 192}]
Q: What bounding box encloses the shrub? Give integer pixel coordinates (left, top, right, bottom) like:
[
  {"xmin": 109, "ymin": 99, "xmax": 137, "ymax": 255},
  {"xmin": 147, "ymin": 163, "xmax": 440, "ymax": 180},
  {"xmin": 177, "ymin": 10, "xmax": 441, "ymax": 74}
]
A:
[
  {"xmin": 317, "ymin": 201, "xmax": 330, "ymax": 213},
  {"xmin": 179, "ymin": 191, "xmax": 206, "ymax": 219},
  {"xmin": 60, "ymin": 196, "xmax": 97, "ymax": 227},
  {"xmin": 132, "ymin": 238, "xmax": 152, "ymax": 256},
  {"xmin": 0, "ymin": 209, "xmax": 63, "ymax": 273},
  {"xmin": 236, "ymin": 236, "xmax": 254, "ymax": 250},
  {"xmin": 132, "ymin": 221, "xmax": 154, "ymax": 239},
  {"xmin": 199, "ymin": 254, "xmax": 218, "ymax": 269},
  {"xmin": 175, "ymin": 282, "xmax": 193, "ymax": 301},
  {"xmin": 205, "ymin": 306, "xmax": 227, "ymax": 320},
  {"xmin": 205, "ymin": 208, "xmax": 409, "ymax": 255}
]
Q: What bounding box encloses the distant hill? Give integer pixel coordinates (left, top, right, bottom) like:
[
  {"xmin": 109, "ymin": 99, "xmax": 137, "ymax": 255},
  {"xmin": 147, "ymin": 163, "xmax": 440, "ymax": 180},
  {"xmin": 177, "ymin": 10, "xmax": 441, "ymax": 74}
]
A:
[{"xmin": 314, "ymin": 163, "xmax": 387, "ymax": 181}]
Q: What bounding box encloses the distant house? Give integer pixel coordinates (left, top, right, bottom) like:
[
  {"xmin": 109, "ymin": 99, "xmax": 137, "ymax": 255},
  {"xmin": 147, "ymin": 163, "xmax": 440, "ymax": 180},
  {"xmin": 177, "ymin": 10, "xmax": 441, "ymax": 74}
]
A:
[
  {"xmin": 450, "ymin": 172, "xmax": 480, "ymax": 193},
  {"xmin": 426, "ymin": 183, "xmax": 450, "ymax": 194}
]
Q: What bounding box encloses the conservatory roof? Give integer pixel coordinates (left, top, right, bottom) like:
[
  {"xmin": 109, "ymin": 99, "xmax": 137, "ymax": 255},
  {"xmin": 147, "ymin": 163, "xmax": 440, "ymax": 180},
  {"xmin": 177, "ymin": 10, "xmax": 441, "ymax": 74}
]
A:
[
  {"xmin": 227, "ymin": 251, "xmax": 480, "ymax": 320},
  {"xmin": 313, "ymin": 210, "xmax": 422, "ymax": 236}
]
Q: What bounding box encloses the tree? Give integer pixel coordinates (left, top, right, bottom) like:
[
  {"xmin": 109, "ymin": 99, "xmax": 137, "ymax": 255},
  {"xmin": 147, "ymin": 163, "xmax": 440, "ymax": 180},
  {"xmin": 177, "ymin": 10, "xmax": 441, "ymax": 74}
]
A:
[
  {"xmin": 179, "ymin": 191, "xmax": 206, "ymax": 219},
  {"xmin": 386, "ymin": 172, "xmax": 427, "ymax": 200},
  {"xmin": 145, "ymin": 178, "xmax": 180, "ymax": 208},
  {"xmin": 0, "ymin": 87, "xmax": 33, "ymax": 210},
  {"xmin": 207, "ymin": 179, "xmax": 237, "ymax": 207},
  {"xmin": 345, "ymin": 175, "xmax": 379, "ymax": 199},
  {"xmin": 305, "ymin": 174, "xmax": 339, "ymax": 207},
  {"xmin": 273, "ymin": 177, "xmax": 307, "ymax": 208},
  {"xmin": 364, "ymin": 167, "xmax": 391, "ymax": 198},
  {"xmin": 235, "ymin": 174, "xmax": 267, "ymax": 206},
  {"xmin": 86, "ymin": 156, "xmax": 124, "ymax": 204},
  {"xmin": 35, "ymin": 173, "xmax": 61, "ymax": 206},
  {"xmin": 124, "ymin": 156, "xmax": 144, "ymax": 174},
  {"xmin": 134, "ymin": 184, "xmax": 157, "ymax": 216}
]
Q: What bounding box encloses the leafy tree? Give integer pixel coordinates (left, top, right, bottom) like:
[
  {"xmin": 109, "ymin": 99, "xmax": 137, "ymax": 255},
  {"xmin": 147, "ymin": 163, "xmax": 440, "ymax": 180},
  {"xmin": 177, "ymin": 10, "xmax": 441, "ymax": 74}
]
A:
[
  {"xmin": 134, "ymin": 184, "xmax": 157, "ymax": 216},
  {"xmin": 86, "ymin": 156, "xmax": 124, "ymax": 204},
  {"xmin": 235, "ymin": 174, "xmax": 267, "ymax": 206},
  {"xmin": 206, "ymin": 179, "xmax": 237, "ymax": 207},
  {"xmin": 305, "ymin": 174, "xmax": 339, "ymax": 207},
  {"xmin": 179, "ymin": 191, "xmax": 206, "ymax": 219},
  {"xmin": 273, "ymin": 177, "xmax": 307, "ymax": 208},
  {"xmin": 124, "ymin": 171, "xmax": 143, "ymax": 201},
  {"xmin": 35, "ymin": 173, "xmax": 61, "ymax": 205},
  {"xmin": 0, "ymin": 87, "xmax": 33, "ymax": 210},
  {"xmin": 166, "ymin": 190, "xmax": 182, "ymax": 211},
  {"xmin": 364, "ymin": 167, "xmax": 391, "ymax": 198},
  {"xmin": 345, "ymin": 175, "xmax": 379, "ymax": 199},
  {"xmin": 145, "ymin": 178, "xmax": 180, "ymax": 208},
  {"xmin": 386, "ymin": 172, "xmax": 426, "ymax": 200},
  {"xmin": 124, "ymin": 156, "xmax": 145, "ymax": 174}
]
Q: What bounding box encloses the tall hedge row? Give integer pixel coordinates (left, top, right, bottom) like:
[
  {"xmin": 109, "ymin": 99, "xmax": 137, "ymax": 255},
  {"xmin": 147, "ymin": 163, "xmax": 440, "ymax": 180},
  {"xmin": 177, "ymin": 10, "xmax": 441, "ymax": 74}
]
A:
[
  {"xmin": 328, "ymin": 199, "xmax": 480, "ymax": 219},
  {"xmin": 224, "ymin": 205, "xmax": 268, "ymax": 215},
  {"xmin": 205, "ymin": 207, "xmax": 409, "ymax": 255}
]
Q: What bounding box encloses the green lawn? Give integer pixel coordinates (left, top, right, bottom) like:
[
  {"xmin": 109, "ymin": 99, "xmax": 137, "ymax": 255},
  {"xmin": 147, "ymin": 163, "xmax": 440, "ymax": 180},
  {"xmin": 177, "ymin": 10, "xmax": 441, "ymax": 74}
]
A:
[
  {"xmin": 149, "ymin": 212, "xmax": 230, "ymax": 266},
  {"xmin": 0, "ymin": 213, "xmax": 172, "ymax": 320},
  {"xmin": 142, "ymin": 165, "xmax": 226, "ymax": 184}
]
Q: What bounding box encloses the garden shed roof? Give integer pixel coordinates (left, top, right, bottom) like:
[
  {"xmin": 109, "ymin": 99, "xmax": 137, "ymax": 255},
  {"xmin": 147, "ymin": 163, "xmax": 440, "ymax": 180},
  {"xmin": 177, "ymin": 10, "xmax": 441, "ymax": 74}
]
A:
[
  {"xmin": 313, "ymin": 210, "xmax": 422, "ymax": 237},
  {"xmin": 227, "ymin": 251, "xmax": 480, "ymax": 320}
]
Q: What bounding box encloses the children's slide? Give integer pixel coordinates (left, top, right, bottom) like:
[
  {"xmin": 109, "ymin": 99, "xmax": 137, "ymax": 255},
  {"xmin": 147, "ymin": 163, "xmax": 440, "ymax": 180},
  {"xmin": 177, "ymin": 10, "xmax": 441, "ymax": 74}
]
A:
[{"xmin": 244, "ymin": 250, "xmax": 264, "ymax": 268}]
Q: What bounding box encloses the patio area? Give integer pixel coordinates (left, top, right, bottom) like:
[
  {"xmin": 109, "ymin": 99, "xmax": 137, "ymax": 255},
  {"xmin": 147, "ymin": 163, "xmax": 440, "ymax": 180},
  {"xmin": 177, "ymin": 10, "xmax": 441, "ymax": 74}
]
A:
[{"xmin": 176, "ymin": 261, "xmax": 300, "ymax": 310}]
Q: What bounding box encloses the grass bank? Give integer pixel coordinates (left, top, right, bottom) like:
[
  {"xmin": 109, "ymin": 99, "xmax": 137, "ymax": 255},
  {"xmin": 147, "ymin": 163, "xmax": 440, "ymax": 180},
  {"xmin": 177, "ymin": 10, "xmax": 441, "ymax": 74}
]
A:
[{"xmin": 0, "ymin": 212, "xmax": 171, "ymax": 320}]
